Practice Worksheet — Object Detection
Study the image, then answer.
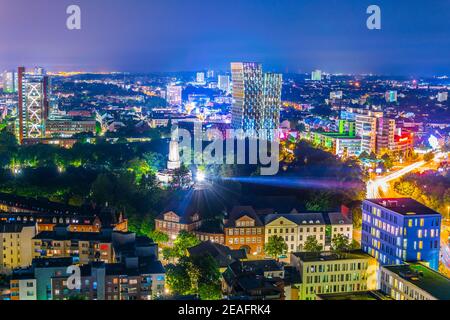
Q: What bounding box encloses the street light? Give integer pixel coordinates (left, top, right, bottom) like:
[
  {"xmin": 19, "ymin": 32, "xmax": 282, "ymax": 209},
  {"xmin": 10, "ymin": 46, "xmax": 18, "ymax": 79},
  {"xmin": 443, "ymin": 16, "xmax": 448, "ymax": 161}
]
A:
[{"xmin": 196, "ymin": 170, "xmax": 206, "ymax": 182}]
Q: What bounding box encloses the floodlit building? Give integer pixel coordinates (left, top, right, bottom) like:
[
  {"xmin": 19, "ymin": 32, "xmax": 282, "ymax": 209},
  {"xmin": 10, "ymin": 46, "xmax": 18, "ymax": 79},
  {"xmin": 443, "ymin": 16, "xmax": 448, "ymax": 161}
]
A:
[
  {"xmin": 10, "ymin": 256, "xmax": 165, "ymax": 300},
  {"xmin": 218, "ymin": 75, "xmax": 230, "ymax": 93},
  {"xmin": 206, "ymin": 69, "xmax": 214, "ymax": 79},
  {"xmin": 375, "ymin": 117, "xmax": 396, "ymax": 155},
  {"xmin": 224, "ymin": 206, "xmax": 265, "ymax": 257},
  {"xmin": 290, "ymin": 250, "xmax": 378, "ymax": 300},
  {"xmin": 354, "ymin": 111, "xmax": 382, "ymax": 154},
  {"xmin": 17, "ymin": 66, "xmax": 50, "ymax": 144},
  {"xmin": 343, "ymin": 109, "xmax": 398, "ymax": 156},
  {"xmin": 361, "ymin": 198, "xmax": 441, "ymax": 270},
  {"xmin": 231, "ymin": 62, "xmax": 282, "ymax": 136},
  {"xmin": 32, "ymin": 227, "xmax": 116, "ymax": 264},
  {"xmin": 0, "ymin": 222, "xmax": 37, "ymax": 273},
  {"xmin": 311, "ymin": 70, "xmax": 322, "ymax": 81},
  {"xmin": 45, "ymin": 116, "xmax": 96, "ymax": 137},
  {"xmin": 196, "ymin": 72, "xmax": 205, "ymax": 84},
  {"xmin": 2, "ymin": 71, "xmax": 18, "ymax": 93},
  {"xmin": 9, "ymin": 276, "xmax": 37, "ymax": 300},
  {"xmin": 437, "ymin": 91, "xmax": 448, "ymax": 102},
  {"xmin": 264, "ymin": 211, "xmax": 353, "ymax": 253},
  {"xmin": 308, "ymin": 120, "xmax": 361, "ymax": 157},
  {"xmin": 166, "ymin": 84, "xmax": 182, "ymax": 106},
  {"xmin": 385, "ymin": 90, "xmax": 398, "ymax": 103},
  {"xmin": 391, "ymin": 129, "xmax": 414, "ymax": 160},
  {"xmin": 379, "ymin": 263, "xmax": 450, "ymax": 300},
  {"xmin": 330, "ymin": 91, "xmax": 343, "ymax": 100}
]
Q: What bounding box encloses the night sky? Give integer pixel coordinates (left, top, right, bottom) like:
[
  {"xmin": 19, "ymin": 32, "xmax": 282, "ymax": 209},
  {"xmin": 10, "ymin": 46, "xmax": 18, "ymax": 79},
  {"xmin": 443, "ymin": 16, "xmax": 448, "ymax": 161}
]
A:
[{"xmin": 1, "ymin": 0, "xmax": 449, "ymax": 76}]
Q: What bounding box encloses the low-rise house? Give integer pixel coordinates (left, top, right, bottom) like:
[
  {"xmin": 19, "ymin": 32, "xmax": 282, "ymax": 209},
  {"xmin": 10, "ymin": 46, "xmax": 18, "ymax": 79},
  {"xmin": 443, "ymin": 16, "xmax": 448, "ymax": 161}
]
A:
[
  {"xmin": 188, "ymin": 241, "xmax": 246, "ymax": 272},
  {"xmin": 222, "ymin": 259, "xmax": 285, "ymax": 300}
]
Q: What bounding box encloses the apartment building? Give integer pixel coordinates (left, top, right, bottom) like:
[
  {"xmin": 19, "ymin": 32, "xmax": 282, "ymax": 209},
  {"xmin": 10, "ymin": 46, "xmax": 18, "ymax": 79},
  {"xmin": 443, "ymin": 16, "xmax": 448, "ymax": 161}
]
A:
[
  {"xmin": 51, "ymin": 259, "xmax": 165, "ymax": 300},
  {"xmin": 0, "ymin": 192, "xmax": 128, "ymax": 232},
  {"xmin": 355, "ymin": 112, "xmax": 380, "ymax": 154},
  {"xmin": 0, "ymin": 222, "xmax": 36, "ymax": 273},
  {"xmin": 10, "ymin": 257, "xmax": 165, "ymax": 300},
  {"xmin": 9, "ymin": 276, "xmax": 37, "ymax": 301},
  {"xmin": 32, "ymin": 227, "xmax": 117, "ymax": 264},
  {"xmin": 11, "ymin": 233, "xmax": 164, "ymax": 300}
]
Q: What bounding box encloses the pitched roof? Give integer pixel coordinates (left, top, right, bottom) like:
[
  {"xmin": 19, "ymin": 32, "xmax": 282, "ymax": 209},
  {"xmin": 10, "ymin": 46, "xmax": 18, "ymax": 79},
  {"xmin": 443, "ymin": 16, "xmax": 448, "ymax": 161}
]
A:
[
  {"xmin": 263, "ymin": 212, "xmax": 325, "ymax": 225},
  {"xmin": 188, "ymin": 241, "xmax": 246, "ymax": 268},
  {"xmin": 225, "ymin": 206, "xmax": 263, "ymax": 227},
  {"xmin": 157, "ymin": 188, "xmax": 226, "ymax": 223}
]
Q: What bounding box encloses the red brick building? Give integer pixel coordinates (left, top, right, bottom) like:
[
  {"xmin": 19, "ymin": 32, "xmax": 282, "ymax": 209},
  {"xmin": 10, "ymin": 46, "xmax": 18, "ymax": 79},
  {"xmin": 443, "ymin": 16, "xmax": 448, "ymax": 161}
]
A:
[{"xmin": 224, "ymin": 206, "xmax": 265, "ymax": 257}]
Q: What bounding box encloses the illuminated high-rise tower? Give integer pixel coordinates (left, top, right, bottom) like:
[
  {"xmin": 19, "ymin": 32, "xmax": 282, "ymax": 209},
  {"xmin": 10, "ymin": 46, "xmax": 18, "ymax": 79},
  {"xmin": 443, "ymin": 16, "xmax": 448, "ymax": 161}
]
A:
[
  {"xmin": 311, "ymin": 69, "xmax": 322, "ymax": 81},
  {"xmin": 2, "ymin": 71, "xmax": 18, "ymax": 93},
  {"xmin": 231, "ymin": 62, "xmax": 282, "ymax": 135},
  {"xmin": 196, "ymin": 72, "xmax": 205, "ymax": 84},
  {"xmin": 218, "ymin": 75, "xmax": 230, "ymax": 93},
  {"xmin": 17, "ymin": 67, "xmax": 49, "ymax": 144},
  {"xmin": 166, "ymin": 84, "xmax": 182, "ymax": 106}
]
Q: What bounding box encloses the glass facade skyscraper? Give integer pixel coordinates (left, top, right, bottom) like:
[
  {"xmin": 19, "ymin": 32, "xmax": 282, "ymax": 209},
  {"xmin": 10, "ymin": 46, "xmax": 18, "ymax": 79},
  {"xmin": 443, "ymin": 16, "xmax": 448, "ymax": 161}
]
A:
[
  {"xmin": 18, "ymin": 67, "xmax": 49, "ymax": 144},
  {"xmin": 231, "ymin": 62, "xmax": 282, "ymax": 136}
]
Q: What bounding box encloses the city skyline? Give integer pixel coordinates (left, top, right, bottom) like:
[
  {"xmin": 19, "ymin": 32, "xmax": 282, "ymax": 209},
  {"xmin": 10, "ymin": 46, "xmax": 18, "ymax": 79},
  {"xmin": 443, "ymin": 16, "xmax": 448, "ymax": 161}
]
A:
[
  {"xmin": 0, "ymin": 0, "xmax": 449, "ymax": 304},
  {"xmin": 0, "ymin": 0, "xmax": 449, "ymax": 76}
]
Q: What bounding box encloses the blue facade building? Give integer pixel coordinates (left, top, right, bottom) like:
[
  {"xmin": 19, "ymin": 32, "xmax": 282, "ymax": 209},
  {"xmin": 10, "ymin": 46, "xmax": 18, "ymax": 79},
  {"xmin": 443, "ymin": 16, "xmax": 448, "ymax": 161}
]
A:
[{"xmin": 361, "ymin": 198, "xmax": 441, "ymax": 270}]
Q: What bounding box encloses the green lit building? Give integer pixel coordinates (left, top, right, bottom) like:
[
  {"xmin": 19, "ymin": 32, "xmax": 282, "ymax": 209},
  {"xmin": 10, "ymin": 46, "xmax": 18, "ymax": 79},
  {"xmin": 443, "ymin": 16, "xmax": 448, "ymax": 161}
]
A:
[{"xmin": 309, "ymin": 120, "xmax": 361, "ymax": 157}]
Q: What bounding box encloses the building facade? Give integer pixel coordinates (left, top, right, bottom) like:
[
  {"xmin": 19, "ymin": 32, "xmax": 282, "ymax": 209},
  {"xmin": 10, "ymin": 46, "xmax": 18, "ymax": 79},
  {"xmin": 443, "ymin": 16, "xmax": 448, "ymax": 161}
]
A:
[
  {"xmin": 218, "ymin": 75, "xmax": 230, "ymax": 93},
  {"xmin": 32, "ymin": 228, "xmax": 116, "ymax": 265},
  {"xmin": 379, "ymin": 263, "xmax": 450, "ymax": 300},
  {"xmin": 166, "ymin": 85, "xmax": 182, "ymax": 106},
  {"xmin": 17, "ymin": 66, "xmax": 50, "ymax": 144},
  {"xmin": 224, "ymin": 206, "xmax": 265, "ymax": 257},
  {"xmin": 10, "ymin": 257, "xmax": 165, "ymax": 300},
  {"xmin": 290, "ymin": 250, "xmax": 378, "ymax": 300},
  {"xmin": 264, "ymin": 212, "xmax": 353, "ymax": 254},
  {"xmin": 155, "ymin": 210, "xmax": 202, "ymax": 246},
  {"xmin": 231, "ymin": 62, "xmax": 282, "ymax": 135},
  {"xmin": 45, "ymin": 117, "xmax": 96, "ymax": 137},
  {"xmin": 361, "ymin": 198, "xmax": 441, "ymax": 270},
  {"xmin": 0, "ymin": 222, "xmax": 36, "ymax": 273}
]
